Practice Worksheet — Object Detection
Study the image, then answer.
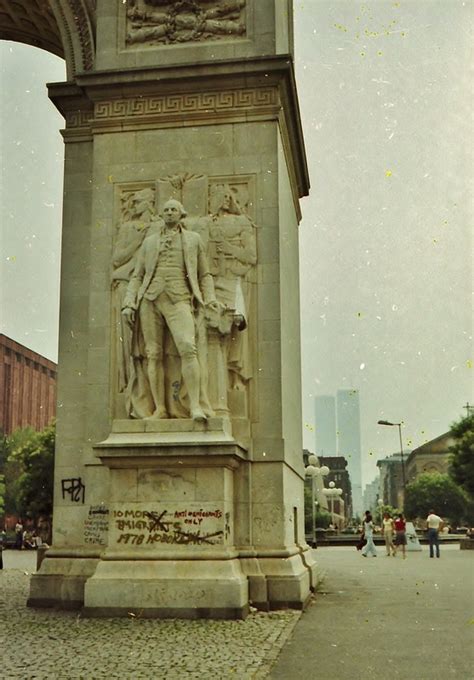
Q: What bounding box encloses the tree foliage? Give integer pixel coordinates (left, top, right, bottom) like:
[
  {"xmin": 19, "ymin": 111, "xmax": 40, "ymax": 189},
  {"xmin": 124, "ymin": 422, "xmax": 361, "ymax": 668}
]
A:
[
  {"xmin": 6, "ymin": 422, "xmax": 55, "ymax": 520},
  {"xmin": 0, "ymin": 473, "xmax": 5, "ymax": 515},
  {"xmin": 1, "ymin": 427, "xmax": 37, "ymax": 516},
  {"xmin": 449, "ymin": 413, "xmax": 474, "ymax": 497},
  {"xmin": 373, "ymin": 504, "xmax": 401, "ymax": 525},
  {"xmin": 404, "ymin": 472, "xmax": 468, "ymax": 525}
]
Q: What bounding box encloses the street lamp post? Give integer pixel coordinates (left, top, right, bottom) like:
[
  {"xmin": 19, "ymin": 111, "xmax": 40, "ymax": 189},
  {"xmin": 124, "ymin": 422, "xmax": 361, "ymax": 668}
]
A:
[
  {"xmin": 329, "ymin": 481, "xmax": 335, "ymax": 525},
  {"xmin": 305, "ymin": 456, "xmax": 329, "ymax": 548},
  {"xmin": 377, "ymin": 419, "xmax": 406, "ymax": 492},
  {"xmin": 377, "ymin": 496, "xmax": 384, "ymax": 522},
  {"xmin": 322, "ymin": 482, "xmax": 343, "ymax": 529}
]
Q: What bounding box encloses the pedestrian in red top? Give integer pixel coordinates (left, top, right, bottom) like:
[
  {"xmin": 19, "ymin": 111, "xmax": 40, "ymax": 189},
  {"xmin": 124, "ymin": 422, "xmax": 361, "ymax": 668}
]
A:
[{"xmin": 393, "ymin": 513, "xmax": 407, "ymax": 559}]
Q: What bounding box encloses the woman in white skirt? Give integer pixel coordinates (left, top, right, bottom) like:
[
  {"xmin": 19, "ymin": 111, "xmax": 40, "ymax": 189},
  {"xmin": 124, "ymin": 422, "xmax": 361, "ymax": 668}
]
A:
[{"xmin": 362, "ymin": 511, "xmax": 378, "ymax": 557}]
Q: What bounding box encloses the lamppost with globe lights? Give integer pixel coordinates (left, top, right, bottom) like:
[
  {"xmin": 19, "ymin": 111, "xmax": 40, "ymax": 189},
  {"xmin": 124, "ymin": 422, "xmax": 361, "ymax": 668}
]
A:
[
  {"xmin": 305, "ymin": 455, "xmax": 329, "ymax": 547},
  {"xmin": 377, "ymin": 496, "xmax": 384, "ymax": 522},
  {"xmin": 322, "ymin": 481, "xmax": 343, "ymax": 529}
]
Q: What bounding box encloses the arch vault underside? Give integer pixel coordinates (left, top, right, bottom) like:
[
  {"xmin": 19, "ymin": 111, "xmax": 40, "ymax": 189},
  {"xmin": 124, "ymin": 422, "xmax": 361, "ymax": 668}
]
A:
[{"xmin": 0, "ymin": 0, "xmax": 95, "ymax": 76}]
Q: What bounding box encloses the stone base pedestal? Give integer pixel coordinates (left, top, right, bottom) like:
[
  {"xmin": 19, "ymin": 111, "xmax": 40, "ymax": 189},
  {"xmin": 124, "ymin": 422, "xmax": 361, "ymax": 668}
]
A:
[
  {"xmin": 83, "ymin": 557, "xmax": 248, "ymax": 619},
  {"xmin": 28, "ymin": 551, "xmax": 100, "ymax": 610},
  {"xmin": 77, "ymin": 430, "xmax": 252, "ymax": 618},
  {"xmin": 241, "ymin": 548, "xmax": 316, "ymax": 611}
]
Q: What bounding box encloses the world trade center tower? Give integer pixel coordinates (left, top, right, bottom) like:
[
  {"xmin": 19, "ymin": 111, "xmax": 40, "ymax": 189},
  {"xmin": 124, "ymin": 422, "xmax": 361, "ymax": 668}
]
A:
[{"xmin": 336, "ymin": 389, "xmax": 363, "ymax": 515}]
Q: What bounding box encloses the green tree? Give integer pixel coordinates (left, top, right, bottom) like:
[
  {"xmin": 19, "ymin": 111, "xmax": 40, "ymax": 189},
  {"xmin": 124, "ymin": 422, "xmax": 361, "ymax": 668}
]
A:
[
  {"xmin": 449, "ymin": 413, "xmax": 474, "ymax": 497},
  {"xmin": 0, "ymin": 473, "xmax": 5, "ymax": 515},
  {"xmin": 373, "ymin": 504, "xmax": 400, "ymax": 525},
  {"xmin": 2, "ymin": 427, "xmax": 37, "ymax": 516},
  {"xmin": 315, "ymin": 510, "xmax": 332, "ymax": 529},
  {"xmin": 7, "ymin": 422, "xmax": 55, "ymax": 521},
  {"xmin": 404, "ymin": 472, "xmax": 468, "ymax": 526},
  {"xmin": 304, "ymin": 484, "xmax": 332, "ymax": 532}
]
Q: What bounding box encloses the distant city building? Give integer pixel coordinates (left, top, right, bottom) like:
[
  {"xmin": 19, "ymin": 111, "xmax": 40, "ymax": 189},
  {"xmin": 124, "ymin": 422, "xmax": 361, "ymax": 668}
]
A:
[
  {"xmin": 376, "ymin": 452, "xmax": 410, "ymax": 509},
  {"xmin": 336, "ymin": 389, "xmax": 363, "ymax": 515},
  {"xmin": 406, "ymin": 432, "xmax": 454, "ymax": 482},
  {"xmin": 318, "ymin": 455, "xmax": 352, "ymax": 519},
  {"xmin": 0, "ymin": 334, "xmax": 57, "ymax": 434},
  {"xmin": 314, "ymin": 395, "xmax": 337, "ymax": 456},
  {"xmin": 363, "ymin": 477, "xmax": 380, "ymax": 513}
]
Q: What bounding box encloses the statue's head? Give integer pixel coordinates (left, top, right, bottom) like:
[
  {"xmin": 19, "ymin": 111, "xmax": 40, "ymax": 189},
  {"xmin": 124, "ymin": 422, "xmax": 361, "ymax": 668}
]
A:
[
  {"xmin": 162, "ymin": 199, "xmax": 187, "ymax": 225},
  {"xmin": 131, "ymin": 188, "xmax": 154, "ymax": 216},
  {"xmin": 212, "ymin": 184, "xmax": 241, "ymax": 215}
]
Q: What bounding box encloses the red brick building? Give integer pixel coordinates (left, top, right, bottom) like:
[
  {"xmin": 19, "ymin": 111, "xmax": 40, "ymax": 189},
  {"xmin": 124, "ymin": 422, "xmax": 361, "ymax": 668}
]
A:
[{"xmin": 0, "ymin": 334, "xmax": 57, "ymax": 435}]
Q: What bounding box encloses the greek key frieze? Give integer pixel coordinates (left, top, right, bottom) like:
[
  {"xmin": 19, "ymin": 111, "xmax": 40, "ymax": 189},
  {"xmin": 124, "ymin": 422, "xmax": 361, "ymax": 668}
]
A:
[
  {"xmin": 94, "ymin": 88, "xmax": 278, "ymax": 121},
  {"xmin": 65, "ymin": 110, "xmax": 94, "ymax": 128}
]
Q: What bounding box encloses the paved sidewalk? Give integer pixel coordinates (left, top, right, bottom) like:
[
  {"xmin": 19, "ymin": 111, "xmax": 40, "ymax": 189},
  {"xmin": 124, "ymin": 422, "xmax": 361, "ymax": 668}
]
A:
[
  {"xmin": 270, "ymin": 544, "xmax": 474, "ymax": 680},
  {"xmin": 1, "ymin": 551, "xmax": 300, "ymax": 679}
]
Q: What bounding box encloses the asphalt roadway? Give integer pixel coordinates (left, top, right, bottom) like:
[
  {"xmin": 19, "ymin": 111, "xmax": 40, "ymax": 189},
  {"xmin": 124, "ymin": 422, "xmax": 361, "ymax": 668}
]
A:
[
  {"xmin": 1, "ymin": 544, "xmax": 473, "ymax": 678},
  {"xmin": 270, "ymin": 544, "xmax": 474, "ymax": 680}
]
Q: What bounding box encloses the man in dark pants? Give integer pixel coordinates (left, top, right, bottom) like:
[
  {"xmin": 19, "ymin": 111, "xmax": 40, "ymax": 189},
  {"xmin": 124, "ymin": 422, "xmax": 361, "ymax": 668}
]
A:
[{"xmin": 426, "ymin": 509, "xmax": 443, "ymax": 558}]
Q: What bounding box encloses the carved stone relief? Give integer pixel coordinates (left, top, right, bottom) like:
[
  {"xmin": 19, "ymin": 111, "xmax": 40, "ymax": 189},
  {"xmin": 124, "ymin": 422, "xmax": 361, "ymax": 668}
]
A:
[
  {"xmin": 125, "ymin": 0, "xmax": 246, "ymax": 47},
  {"xmin": 111, "ymin": 174, "xmax": 257, "ymax": 425},
  {"xmin": 197, "ymin": 179, "xmax": 256, "ymax": 417},
  {"xmin": 112, "ymin": 185, "xmax": 163, "ymax": 394}
]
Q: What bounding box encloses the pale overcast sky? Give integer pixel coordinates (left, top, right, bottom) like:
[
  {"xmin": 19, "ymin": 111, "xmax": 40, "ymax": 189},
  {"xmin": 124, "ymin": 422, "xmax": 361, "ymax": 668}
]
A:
[{"xmin": 1, "ymin": 1, "xmax": 472, "ymax": 484}]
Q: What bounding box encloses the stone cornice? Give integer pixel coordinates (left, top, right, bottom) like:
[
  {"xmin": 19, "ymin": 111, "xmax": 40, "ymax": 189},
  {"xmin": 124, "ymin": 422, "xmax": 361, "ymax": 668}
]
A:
[{"xmin": 48, "ymin": 56, "xmax": 309, "ymax": 198}]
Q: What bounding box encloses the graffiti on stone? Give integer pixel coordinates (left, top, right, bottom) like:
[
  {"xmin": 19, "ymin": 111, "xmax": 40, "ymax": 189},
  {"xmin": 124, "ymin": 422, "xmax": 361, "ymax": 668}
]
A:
[
  {"xmin": 112, "ymin": 506, "xmax": 226, "ymax": 547},
  {"xmin": 84, "ymin": 505, "xmax": 109, "ymax": 545},
  {"xmin": 61, "ymin": 477, "xmax": 85, "ymax": 504}
]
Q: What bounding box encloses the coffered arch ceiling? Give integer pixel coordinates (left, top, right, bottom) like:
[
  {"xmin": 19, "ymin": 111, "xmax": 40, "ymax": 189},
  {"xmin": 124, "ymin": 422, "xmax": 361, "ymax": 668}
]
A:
[{"xmin": 0, "ymin": 0, "xmax": 96, "ymax": 77}]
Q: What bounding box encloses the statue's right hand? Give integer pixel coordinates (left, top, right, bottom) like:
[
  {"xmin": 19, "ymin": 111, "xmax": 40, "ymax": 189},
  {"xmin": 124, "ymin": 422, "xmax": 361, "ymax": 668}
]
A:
[{"xmin": 122, "ymin": 307, "xmax": 135, "ymax": 328}]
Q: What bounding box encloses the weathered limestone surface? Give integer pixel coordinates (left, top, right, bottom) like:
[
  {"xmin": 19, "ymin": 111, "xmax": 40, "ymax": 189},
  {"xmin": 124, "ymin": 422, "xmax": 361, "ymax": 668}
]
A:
[{"xmin": 28, "ymin": 0, "xmax": 315, "ymax": 618}]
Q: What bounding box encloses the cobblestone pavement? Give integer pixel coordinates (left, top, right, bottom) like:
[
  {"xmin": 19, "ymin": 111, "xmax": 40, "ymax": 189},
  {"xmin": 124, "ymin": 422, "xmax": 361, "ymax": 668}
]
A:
[{"xmin": 0, "ymin": 551, "xmax": 301, "ymax": 680}]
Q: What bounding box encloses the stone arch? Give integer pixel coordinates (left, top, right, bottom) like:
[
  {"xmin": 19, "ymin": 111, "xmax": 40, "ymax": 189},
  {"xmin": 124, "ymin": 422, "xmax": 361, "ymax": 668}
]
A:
[
  {"xmin": 423, "ymin": 463, "xmax": 442, "ymax": 474},
  {"xmin": 0, "ymin": 0, "xmax": 95, "ymax": 78}
]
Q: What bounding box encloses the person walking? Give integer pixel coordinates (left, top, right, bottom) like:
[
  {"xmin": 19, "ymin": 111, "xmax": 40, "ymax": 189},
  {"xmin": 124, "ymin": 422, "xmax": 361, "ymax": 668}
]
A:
[
  {"xmin": 14, "ymin": 520, "xmax": 23, "ymax": 550},
  {"xmin": 361, "ymin": 511, "xmax": 377, "ymax": 557},
  {"xmin": 426, "ymin": 509, "xmax": 443, "ymax": 558},
  {"xmin": 381, "ymin": 512, "xmax": 395, "ymax": 556},
  {"xmin": 394, "ymin": 513, "xmax": 407, "ymax": 559}
]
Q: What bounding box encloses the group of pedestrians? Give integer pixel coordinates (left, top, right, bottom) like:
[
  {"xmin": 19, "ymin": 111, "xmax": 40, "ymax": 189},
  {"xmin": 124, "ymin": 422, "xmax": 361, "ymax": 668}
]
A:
[
  {"xmin": 14, "ymin": 521, "xmax": 44, "ymax": 550},
  {"xmin": 359, "ymin": 509, "xmax": 443, "ymax": 559},
  {"xmin": 379, "ymin": 511, "xmax": 408, "ymax": 558}
]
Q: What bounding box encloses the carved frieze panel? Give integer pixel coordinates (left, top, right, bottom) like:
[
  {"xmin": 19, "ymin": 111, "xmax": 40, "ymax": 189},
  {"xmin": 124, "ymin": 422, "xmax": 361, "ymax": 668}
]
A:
[
  {"xmin": 125, "ymin": 0, "xmax": 247, "ymax": 47},
  {"xmin": 110, "ymin": 173, "xmax": 257, "ymax": 427},
  {"xmin": 94, "ymin": 87, "xmax": 278, "ymax": 125}
]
